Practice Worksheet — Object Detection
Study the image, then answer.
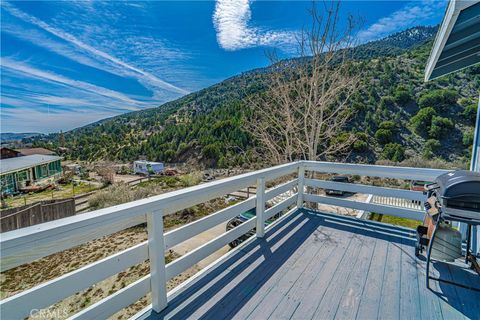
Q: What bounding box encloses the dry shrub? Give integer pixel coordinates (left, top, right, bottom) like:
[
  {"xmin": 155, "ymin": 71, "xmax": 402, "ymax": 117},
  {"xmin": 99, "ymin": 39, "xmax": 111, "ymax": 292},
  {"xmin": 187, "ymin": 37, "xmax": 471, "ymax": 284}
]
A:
[
  {"xmin": 179, "ymin": 172, "xmax": 202, "ymax": 187},
  {"xmin": 88, "ymin": 183, "xmax": 156, "ymax": 209},
  {"xmin": 96, "ymin": 166, "xmax": 115, "ymax": 185},
  {"xmin": 376, "ymin": 156, "xmax": 468, "ymax": 170}
]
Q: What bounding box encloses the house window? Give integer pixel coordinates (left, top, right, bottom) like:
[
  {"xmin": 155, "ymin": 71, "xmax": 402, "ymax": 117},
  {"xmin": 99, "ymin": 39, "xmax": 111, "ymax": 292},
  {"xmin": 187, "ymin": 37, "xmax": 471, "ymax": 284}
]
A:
[
  {"xmin": 1, "ymin": 173, "xmax": 16, "ymax": 194},
  {"xmin": 36, "ymin": 165, "xmax": 48, "ymax": 178},
  {"xmin": 48, "ymin": 161, "xmax": 61, "ymax": 174},
  {"xmin": 16, "ymin": 170, "xmax": 30, "ymax": 181}
]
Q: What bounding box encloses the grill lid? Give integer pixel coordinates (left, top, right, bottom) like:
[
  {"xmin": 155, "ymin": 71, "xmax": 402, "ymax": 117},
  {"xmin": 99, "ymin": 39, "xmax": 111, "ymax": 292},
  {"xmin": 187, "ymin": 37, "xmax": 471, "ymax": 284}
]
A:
[{"xmin": 435, "ymin": 170, "xmax": 480, "ymax": 201}]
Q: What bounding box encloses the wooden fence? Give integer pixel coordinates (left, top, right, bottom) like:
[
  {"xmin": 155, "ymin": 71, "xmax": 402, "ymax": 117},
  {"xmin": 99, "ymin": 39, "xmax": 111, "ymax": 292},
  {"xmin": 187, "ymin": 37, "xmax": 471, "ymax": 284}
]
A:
[
  {"xmin": 0, "ymin": 198, "xmax": 76, "ymax": 232},
  {"xmin": 127, "ymin": 176, "xmax": 151, "ymax": 186}
]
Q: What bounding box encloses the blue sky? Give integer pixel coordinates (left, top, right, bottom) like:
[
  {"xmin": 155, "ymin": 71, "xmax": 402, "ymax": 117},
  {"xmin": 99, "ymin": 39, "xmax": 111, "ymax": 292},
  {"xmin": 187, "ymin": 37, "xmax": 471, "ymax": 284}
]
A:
[{"xmin": 1, "ymin": 0, "xmax": 447, "ymax": 133}]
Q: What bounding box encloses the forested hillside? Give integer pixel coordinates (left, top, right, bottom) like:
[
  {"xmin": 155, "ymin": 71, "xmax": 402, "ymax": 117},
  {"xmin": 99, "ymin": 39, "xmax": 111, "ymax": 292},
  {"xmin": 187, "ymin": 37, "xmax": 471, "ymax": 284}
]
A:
[{"xmin": 30, "ymin": 26, "xmax": 479, "ymax": 167}]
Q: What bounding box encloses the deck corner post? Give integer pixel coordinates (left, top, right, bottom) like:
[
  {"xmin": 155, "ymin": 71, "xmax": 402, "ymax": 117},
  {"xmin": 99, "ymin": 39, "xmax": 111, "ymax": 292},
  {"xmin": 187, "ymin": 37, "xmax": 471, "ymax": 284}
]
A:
[
  {"xmin": 297, "ymin": 165, "xmax": 305, "ymax": 209},
  {"xmin": 256, "ymin": 177, "xmax": 266, "ymax": 238},
  {"xmin": 147, "ymin": 209, "xmax": 168, "ymax": 313}
]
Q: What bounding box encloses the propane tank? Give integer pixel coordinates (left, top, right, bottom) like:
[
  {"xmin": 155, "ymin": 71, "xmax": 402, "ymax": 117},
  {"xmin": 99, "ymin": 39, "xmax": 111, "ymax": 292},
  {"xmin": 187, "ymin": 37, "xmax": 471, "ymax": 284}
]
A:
[{"xmin": 430, "ymin": 222, "xmax": 462, "ymax": 262}]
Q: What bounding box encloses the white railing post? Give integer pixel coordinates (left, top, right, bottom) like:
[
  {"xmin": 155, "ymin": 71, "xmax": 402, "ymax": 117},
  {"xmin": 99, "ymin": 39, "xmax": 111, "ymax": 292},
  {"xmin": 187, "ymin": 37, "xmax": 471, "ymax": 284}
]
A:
[
  {"xmin": 297, "ymin": 165, "xmax": 305, "ymax": 209},
  {"xmin": 256, "ymin": 177, "xmax": 266, "ymax": 238},
  {"xmin": 147, "ymin": 210, "xmax": 168, "ymax": 313}
]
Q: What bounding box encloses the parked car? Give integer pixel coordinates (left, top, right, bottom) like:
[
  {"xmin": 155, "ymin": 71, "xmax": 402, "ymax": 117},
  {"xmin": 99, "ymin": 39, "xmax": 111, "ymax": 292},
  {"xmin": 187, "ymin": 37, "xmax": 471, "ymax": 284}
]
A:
[
  {"xmin": 410, "ymin": 180, "xmax": 432, "ymax": 192},
  {"xmin": 163, "ymin": 169, "xmax": 178, "ymax": 176},
  {"xmin": 203, "ymin": 173, "xmax": 215, "ymax": 181},
  {"xmin": 226, "ymin": 208, "xmax": 278, "ymax": 248},
  {"xmin": 410, "ymin": 180, "xmax": 432, "ymax": 205},
  {"xmin": 325, "ymin": 175, "xmax": 350, "ymax": 196}
]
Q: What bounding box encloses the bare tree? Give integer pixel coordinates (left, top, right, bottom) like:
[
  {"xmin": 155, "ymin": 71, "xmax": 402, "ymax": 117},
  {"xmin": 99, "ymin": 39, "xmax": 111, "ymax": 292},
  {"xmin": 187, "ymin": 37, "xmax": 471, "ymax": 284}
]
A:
[
  {"xmin": 248, "ymin": 1, "xmax": 361, "ymax": 164},
  {"xmin": 96, "ymin": 163, "xmax": 116, "ymax": 185}
]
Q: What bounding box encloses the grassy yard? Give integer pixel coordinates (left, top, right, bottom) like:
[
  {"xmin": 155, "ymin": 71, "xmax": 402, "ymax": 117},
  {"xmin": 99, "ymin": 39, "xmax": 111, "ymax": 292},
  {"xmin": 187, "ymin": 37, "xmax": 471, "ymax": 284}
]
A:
[
  {"xmin": 369, "ymin": 212, "xmax": 422, "ymax": 229},
  {"xmin": 3, "ymin": 182, "xmax": 99, "ymax": 209}
]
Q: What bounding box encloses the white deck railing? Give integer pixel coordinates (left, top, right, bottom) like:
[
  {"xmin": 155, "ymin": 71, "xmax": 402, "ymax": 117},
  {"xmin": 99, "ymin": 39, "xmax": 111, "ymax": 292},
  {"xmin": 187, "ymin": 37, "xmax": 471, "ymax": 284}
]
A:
[{"xmin": 0, "ymin": 161, "xmax": 450, "ymax": 319}]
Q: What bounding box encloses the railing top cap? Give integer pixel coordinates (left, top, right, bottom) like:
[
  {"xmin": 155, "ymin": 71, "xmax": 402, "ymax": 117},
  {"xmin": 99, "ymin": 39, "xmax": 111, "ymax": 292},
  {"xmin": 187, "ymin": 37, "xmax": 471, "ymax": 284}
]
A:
[{"xmin": 300, "ymin": 161, "xmax": 451, "ymax": 178}]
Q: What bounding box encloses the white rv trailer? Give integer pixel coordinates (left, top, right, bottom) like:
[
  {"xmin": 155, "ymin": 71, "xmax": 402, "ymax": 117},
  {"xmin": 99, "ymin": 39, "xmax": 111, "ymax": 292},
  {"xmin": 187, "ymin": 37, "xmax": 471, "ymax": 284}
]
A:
[{"xmin": 133, "ymin": 160, "xmax": 164, "ymax": 175}]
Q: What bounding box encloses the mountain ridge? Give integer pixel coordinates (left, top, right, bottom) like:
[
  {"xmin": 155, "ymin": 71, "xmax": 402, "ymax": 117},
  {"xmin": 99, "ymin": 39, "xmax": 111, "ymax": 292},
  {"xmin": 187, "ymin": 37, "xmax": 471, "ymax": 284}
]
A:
[{"xmin": 50, "ymin": 25, "xmax": 441, "ymax": 133}]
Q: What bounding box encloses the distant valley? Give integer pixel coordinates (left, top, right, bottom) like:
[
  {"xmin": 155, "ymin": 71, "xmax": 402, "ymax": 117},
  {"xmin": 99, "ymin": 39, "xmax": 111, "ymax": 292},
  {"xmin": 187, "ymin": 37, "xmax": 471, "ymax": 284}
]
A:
[{"xmin": 1, "ymin": 132, "xmax": 42, "ymax": 143}]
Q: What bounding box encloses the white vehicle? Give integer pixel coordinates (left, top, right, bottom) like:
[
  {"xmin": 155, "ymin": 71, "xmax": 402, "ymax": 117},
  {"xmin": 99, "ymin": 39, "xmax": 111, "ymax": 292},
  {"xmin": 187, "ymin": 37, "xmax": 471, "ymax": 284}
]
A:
[{"xmin": 133, "ymin": 160, "xmax": 164, "ymax": 175}]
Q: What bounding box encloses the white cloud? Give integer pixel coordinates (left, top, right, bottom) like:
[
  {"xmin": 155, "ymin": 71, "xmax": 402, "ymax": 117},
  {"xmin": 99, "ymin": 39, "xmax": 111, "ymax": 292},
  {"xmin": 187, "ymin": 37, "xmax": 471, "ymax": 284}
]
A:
[
  {"xmin": 1, "ymin": 23, "xmax": 120, "ymax": 76},
  {"xmin": 357, "ymin": 0, "xmax": 446, "ymax": 42},
  {"xmin": 1, "ymin": 19, "xmax": 189, "ymax": 103},
  {"xmin": 213, "ymin": 0, "xmax": 296, "ymax": 51},
  {"xmin": 0, "ymin": 96, "xmax": 38, "ymax": 108},
  {"xmin": 2, "ymin": 2, "xmax": 190, "ymax": 95},
  {"xmin": 29, "ymin": 95, "xmax": 94, "ymax": 107},
  {"xmin": 0, "ymin": 85, "xmax": 137, "ymax": 132},
  {"xmin": 1, "ymin": 106, "xmax": 115, "ymax": 133},
  {"xmin": 1, "ymin": 57, "xmax": 143, "ymax": 110}
]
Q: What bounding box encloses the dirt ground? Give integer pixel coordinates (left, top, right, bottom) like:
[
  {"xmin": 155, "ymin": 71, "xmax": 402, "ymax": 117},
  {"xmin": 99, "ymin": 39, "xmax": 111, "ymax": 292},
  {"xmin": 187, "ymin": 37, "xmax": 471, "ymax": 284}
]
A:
[
  {"xmin": 171, "ymin": 222, "xmax": 230, "ymax": 268},
  {"xmin": 114, "ymin": 174, "xmax": 143, "ymax": 184},
  {"xmin": 315, "ymin": 191, "xmax": 370, "ymax": 217}
]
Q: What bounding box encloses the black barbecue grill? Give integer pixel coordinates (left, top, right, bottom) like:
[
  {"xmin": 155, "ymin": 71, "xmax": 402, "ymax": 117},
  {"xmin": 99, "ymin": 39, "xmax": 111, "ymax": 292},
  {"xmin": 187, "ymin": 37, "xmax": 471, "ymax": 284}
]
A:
[
  {"xmin": 434, "ymin": 170, "xmax": 480, "ymax": 221},
  {"xmin": 422, "ymin": 170, "xmax": 480, "ymax": 291}
]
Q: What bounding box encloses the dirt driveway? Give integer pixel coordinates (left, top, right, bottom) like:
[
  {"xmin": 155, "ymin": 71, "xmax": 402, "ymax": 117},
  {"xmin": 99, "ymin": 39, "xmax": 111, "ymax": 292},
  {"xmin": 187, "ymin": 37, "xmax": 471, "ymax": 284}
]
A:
[
  {"xmin": 315, "ymin": 192, "xmax": 369, "ymax": 217},
  {"xmin": 114, "ymin": 174, "xmax": 143, "ymax": 184},
  {"xmin": 170, "ymin": 222, "xmax": 230, "ymax": 268}
]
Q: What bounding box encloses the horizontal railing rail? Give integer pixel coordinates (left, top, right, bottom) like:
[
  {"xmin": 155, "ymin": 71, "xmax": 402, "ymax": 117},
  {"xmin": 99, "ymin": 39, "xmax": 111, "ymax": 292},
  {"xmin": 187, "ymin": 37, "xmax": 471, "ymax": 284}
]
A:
[
  {"xmin": 304, "ymin": 193, "xmax": 423, "ymax": 220},
  {"xmin": 0, "ymin": 242, "xmax": 150, "ymax": 320},
  {"xmin": 303, "ymin": 179, "xmax": 425, "ymax": 220},
  {"xmin": 0, "ymin": 161, "xmax": 451, "ymax": 319},
  {"xmin": 304, "ymin": 179, "xmax": 425, "ymax": 201},
  {"xmin": 265, "ymin": 194, "xmax": 298, "ymax": 221},
  {"xmin": 302, "ymin": 161, "xmax": 450, "ymax": 181}
]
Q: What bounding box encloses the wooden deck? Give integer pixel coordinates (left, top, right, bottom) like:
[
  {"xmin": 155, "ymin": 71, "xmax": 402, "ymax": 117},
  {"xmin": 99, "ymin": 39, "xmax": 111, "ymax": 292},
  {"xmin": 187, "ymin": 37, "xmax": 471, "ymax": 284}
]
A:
[{"xmin": 139, "ymin": 209, "xmax": 480, "ymax": 320}]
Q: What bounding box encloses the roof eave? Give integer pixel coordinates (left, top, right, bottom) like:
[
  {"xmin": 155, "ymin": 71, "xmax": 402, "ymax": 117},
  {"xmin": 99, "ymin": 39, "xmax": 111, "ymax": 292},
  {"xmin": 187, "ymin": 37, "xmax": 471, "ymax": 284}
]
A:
[
  {"xmin": 0, "ymin": 156, "xmax": 62, "ymax": 176},
  {"xmin": 424, "ymin": 0, "xmax": 478, "ymax": 81}
]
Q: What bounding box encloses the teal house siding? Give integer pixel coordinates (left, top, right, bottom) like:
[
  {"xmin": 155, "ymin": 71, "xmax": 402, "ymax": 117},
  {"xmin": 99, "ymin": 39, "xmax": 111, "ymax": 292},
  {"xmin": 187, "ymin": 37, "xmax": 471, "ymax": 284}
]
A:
[{"xmin": 0, "ymin": 156, "xmax": 62, "ymax": 195}]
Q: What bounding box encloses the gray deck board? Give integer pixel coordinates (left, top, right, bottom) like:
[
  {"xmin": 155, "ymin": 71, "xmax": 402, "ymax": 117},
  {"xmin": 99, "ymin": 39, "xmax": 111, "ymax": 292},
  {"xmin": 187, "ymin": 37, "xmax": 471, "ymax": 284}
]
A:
[
  {"xmin": 399, "ymin": 237, "xmax": 422, "ymax": 320},
  {"xmin": 416, "ymin": 251, "xmax": 445, "ymax": 320},
  {"xmin": 243, "ymin": 227, "xmax": 340, "ymax": 320},
  {"xmin": 354, "ymin": 234, "xmax": 389, "ymax": 320},
  {"xmin": 289, "ymin": 226, "xmax": 357, "ymax": 320},
  {"xmin": 378, "ymin": 240, "xmax": 402, "ymax": 319},
  {"xmin": 310, "ymin": 234, "xmax": 364, "ymax": 319},
  {"xmin": 266, "ymin": 229, "xmax": 346, "ymax": 320},
  {"xmin": 139, "ymin": 209, "xmax": 480, "ymax": 320},
  {"xmin": 209, "ymin": 214, "xmax": 317, "ymax": 320},
  {"xmin": 447, "ymin": 263, "xmax": 480, "ymax": 316},
  {"xmin": 333, "ymin": 233, "xmax": 376, "ymax": 320}
]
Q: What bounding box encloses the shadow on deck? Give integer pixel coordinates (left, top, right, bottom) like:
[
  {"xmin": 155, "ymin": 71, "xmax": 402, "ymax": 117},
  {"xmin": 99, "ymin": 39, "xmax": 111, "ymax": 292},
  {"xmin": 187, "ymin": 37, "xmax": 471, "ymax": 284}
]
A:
[{"xmin": 139, "ymin": 209, "xmax": 480, "ymax": 320}]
